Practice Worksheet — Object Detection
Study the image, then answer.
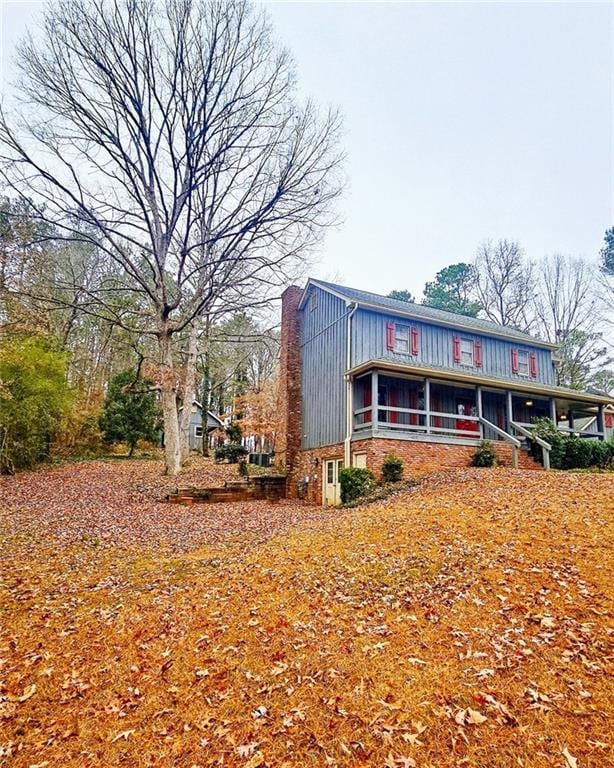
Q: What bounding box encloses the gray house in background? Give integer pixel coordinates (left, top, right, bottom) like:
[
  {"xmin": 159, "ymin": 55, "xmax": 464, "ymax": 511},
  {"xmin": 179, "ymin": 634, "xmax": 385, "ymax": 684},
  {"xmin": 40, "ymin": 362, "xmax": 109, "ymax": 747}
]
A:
[{"xmin": 179, "ymin": 401, "xmax": 224, "ymax": 452}]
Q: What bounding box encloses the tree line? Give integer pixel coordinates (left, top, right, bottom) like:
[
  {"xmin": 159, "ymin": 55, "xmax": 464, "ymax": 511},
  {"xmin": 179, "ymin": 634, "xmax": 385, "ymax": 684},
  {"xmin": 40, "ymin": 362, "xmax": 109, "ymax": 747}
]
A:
[
  {"xmin": 0, "ymin": 0, "xmax": 611, "ymax": 474},
  {"xmin": 388, "ymin": 237, "xmax": 613, "ymax": 392}
]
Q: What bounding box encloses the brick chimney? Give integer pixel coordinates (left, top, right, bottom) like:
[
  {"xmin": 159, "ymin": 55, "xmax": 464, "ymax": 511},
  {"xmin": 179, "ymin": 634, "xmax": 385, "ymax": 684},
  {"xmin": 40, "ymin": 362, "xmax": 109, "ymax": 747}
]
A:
[{"xmin": 276, "ymin": 285, "xmax": 303, "ymax": 471}]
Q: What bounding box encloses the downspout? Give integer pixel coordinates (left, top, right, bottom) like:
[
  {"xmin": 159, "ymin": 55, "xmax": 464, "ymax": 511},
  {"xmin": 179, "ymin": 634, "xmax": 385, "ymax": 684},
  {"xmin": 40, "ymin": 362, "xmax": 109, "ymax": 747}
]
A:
[{"xmin": 344, "ymin": 302, "xmax": 358, "ymax": 466}]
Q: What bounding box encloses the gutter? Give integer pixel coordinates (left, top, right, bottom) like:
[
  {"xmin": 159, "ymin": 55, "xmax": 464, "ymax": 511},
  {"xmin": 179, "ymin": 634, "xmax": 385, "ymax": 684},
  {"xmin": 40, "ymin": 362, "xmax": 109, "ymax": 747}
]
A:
[{"xmin": 344, "ymin": 302, "xmax": 359, "ymax": 466}]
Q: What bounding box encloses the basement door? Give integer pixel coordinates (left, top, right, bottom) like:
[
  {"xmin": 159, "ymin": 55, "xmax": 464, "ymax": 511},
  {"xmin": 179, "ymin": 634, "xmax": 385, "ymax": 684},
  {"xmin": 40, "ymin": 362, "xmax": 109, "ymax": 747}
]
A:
[{"xmin": 323, "ymin": 459, "xmax": 343, "ymax": 506}]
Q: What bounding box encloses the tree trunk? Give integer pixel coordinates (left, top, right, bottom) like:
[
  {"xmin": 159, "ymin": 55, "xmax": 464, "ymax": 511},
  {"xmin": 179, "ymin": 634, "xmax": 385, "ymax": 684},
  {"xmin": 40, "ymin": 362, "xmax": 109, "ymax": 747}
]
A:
[
  {"xmin": 179, "ymin": 325, "xmax": 198, "ymax": 465},
  {"xmin": 159, "ymin": 330, "xmax": 181, "ymax": 476},
  {"xmin": 201, "ymin": 318, "xmax": 211, "ymax": 457}
]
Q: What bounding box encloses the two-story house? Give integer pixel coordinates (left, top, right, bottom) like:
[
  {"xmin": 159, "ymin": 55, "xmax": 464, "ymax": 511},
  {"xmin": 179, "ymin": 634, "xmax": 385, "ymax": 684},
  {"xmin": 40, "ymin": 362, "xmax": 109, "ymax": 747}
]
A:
[{"xmin": 276, "ymin": 280, "xmax": 614, "ymax": 505}]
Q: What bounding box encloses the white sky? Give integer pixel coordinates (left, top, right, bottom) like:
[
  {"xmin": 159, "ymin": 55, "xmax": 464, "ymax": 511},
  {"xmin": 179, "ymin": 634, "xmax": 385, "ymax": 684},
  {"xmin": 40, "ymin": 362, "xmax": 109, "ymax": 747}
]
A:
[{"xmin": 1, "ymin": 0, "xmax": 613, "ymax": 298}]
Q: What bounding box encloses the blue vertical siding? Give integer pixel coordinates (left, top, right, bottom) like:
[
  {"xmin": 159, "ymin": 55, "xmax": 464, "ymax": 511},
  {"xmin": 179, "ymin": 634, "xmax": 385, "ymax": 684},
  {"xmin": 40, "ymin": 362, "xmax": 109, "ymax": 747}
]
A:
[
  {"xmin": 300, "ymin": 285, "xmax": 348, "ymax": 449},
  {"xmin": 351, "ymin": 308, "xmax": 556, "ymax": 385}
]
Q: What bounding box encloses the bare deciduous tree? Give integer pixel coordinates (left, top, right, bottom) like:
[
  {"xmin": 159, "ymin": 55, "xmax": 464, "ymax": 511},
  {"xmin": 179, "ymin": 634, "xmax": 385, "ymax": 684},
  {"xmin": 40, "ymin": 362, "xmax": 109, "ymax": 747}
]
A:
[
  {"xmin": 533, "ymin": 255, "xmax": 609, "ymax": 389},
  {"xmin": 534, "ymin": 254, "xmax": 598, "ymax": 342},
  {"xmin": 0, "ymin": 0, "xmax": 342, "ymax": 474},
  {"xmin": 474, "ymin": 239, "xmax": 535, "ymax": 330}
]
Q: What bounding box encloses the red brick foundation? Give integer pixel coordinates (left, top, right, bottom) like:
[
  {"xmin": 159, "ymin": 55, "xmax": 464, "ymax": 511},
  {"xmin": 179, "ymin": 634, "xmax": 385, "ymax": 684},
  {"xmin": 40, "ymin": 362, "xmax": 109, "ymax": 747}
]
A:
[{"xmin": 288, "ymin": 438, "xmax": 542, "ymax": 505}]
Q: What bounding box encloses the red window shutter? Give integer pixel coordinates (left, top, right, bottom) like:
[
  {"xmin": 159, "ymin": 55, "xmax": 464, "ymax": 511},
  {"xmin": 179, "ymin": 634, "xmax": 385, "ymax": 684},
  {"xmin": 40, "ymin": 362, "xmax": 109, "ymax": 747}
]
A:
[
  {"xmin": 529, "ymin": 352, "xmax": 538, "ymax": 378},
  {"xmin": 411, "ymin": 327, "xmax": 419, "ymax": 356},
  {"xmin": 452, "ymin": 336, "xmax": 461, "ymax": 363},
  {"xmin": 511, "ymin": 348, "xmax": 519, "ymax": 374},
  {"xmin": 474, "ymin": 340, "xmax": 482, "ymax": 367},
  {"xmin": 386, "ymin": 322, "xmax": 394, "ymax": 350},
  {"xmin": 606, "ymin": 413, "xmax": 613, "ymax": 428}
]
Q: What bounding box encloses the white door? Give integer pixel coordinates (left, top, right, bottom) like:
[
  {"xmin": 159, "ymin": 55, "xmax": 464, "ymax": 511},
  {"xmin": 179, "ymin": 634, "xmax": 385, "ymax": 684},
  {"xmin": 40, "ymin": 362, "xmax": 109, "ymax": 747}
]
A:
[{"xmin": 323, "ymin": 458, "xmax": 343, "ymax": 506}]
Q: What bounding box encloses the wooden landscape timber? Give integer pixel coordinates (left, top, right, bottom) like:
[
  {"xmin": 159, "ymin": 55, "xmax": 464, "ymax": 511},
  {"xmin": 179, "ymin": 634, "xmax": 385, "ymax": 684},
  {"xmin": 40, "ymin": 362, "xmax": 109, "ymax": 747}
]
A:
[{"xmin": 166, "ymin": 475, "xmax": 287, "ymax": 504}]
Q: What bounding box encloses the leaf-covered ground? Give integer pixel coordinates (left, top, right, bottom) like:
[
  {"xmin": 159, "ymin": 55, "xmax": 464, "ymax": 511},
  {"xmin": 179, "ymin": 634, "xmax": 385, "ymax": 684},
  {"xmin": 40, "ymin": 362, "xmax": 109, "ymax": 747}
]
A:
[{"xmin": 1, "ymin": 461, "xmax": 612, "ymax": 767}]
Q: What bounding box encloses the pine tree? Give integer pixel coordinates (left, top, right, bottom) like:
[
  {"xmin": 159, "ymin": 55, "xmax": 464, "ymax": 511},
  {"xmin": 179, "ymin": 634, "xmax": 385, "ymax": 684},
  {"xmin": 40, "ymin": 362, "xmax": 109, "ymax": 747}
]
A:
[{"xmin": 99, "ymin": 370, "xmax": 159, "ymax": 456}]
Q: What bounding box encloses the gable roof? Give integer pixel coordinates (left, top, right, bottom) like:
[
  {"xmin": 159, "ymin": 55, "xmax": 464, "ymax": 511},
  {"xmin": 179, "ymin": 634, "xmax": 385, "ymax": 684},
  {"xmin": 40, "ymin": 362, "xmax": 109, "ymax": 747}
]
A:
[{"xmin": 304, "ymin": 278, "xmax": 557, "ymax": 349}]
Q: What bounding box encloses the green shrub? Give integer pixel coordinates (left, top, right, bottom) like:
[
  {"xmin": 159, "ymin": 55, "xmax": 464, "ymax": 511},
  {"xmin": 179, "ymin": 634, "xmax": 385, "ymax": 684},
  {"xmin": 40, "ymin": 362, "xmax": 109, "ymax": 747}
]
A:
[
  {"xmin": 214, "ymin": 443, "xmax": 248, "ymax": 463},
  {"xmin": 562, "ymin": 438, "xmax": 593, "ymax": 469},
  {"xmin": 471, "ymin": 440, "xmax": 498, "ymax": 467},
  {"xmin": 548, "ymin": 434, "xmax": 567, "ymax": 469},
  {"xmin": 0, "ymin": 334, "xmax": 73, "ymax": 473},
  {"xmin": 528, "ymin": 417, "xmax": 559, "ymax": 462},
  {"xmin": 339, "ymin": 466, "xmax": 376, "ymax": 504},
  {"xmin": 381, "ymin": 452, "xmax": 404, "ymax": 482},
  {"xmin": 588, "ymin": 440, "xmax": 610, "ymax": 469}
]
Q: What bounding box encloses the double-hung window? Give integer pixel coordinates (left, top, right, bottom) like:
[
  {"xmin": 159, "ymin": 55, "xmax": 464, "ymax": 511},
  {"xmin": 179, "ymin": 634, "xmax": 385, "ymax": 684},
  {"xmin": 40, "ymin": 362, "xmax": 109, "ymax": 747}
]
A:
[
  {"xmin": 460, "ymin": 338, "xmax": 474, "ymax": 367},
  {"xmin": 517, "ymin": 350, "xmax": 530, "ymax": 377},
  {"xmin": 393, "ymin": 324, "xmax": 411, "ymax": 354}
]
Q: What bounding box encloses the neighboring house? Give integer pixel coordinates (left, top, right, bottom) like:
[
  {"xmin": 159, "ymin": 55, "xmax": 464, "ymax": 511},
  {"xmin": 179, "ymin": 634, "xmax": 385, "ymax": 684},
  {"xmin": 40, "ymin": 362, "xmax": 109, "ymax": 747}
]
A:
[
  {"xmin": 276, "ymin": 280, "xmax": 614, "ymax": 505},
  {"xmin": 179, "ymin": 401, "xmax": 224, "ymax": 452},
  {"xmin": 559, "ymin": 404, "xmax": 614, "ymax": 441}
]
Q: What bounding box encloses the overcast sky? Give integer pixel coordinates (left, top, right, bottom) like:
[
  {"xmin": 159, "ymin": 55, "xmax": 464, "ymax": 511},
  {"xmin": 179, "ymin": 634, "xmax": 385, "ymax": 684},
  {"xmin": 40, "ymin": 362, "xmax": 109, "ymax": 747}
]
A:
[{"xmin": 1, "ymin": 1, "xmax": 612, "ymax": 298}]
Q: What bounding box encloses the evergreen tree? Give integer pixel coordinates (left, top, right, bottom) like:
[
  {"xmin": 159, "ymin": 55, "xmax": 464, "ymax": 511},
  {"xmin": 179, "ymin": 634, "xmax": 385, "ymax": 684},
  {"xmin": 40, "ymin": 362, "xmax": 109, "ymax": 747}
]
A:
[
  {"xmin": 387, "ymin": 289, "xmax": 415, "ymax": 303},
  {"xmin": 99, "ymin": 370, "xmax": 159, "ymax": 456},
  {"xmin": 600, "ymin": 227, "xmax": 614, "ymax": 275},
  {"xmin": 422, "ymin": 263, "xmax": 482, "ymax": 317}
]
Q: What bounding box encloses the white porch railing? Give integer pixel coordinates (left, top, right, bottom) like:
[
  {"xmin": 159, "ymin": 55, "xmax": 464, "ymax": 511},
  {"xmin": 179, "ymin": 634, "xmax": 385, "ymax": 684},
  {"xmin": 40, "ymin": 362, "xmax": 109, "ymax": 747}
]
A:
[{"xmin": 354, "ymin": 404, "xmax": 482, "ymax": 439}]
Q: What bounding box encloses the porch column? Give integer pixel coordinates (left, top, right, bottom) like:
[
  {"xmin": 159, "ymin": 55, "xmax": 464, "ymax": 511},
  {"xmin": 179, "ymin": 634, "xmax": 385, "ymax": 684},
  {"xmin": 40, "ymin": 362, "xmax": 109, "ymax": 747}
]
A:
[
  {"xmin": 476, "ymin": 386, "xmax": 483, "ymax": 438},
  {"xmin": 568, "ymin": 408, "xmax": 575, "ymax": 433},
  {"xmin": 550, "ymin": 398, "xmax": 557, "ymax": 425},
  {"xmin": 424, "ymin": 377, "xmax": 431, "ymax": 434},
  {"xmin": 506, "ymin": 391, "xmax": 514, "ymax": 429},
  {"xmin": 596, "ymin": 404, "xmax": 605, "ymax": 441},
  {"xmin": 371, "ymin": 370, "xmax": 379, "ymax": 433}
]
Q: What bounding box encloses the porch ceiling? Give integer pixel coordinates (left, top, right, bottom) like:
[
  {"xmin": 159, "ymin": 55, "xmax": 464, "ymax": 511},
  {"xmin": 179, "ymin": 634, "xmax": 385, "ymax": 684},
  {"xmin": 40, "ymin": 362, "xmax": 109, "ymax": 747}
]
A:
[{"xmin": 347, "ymin": 359, "xmax": 614, "ymax": 407}]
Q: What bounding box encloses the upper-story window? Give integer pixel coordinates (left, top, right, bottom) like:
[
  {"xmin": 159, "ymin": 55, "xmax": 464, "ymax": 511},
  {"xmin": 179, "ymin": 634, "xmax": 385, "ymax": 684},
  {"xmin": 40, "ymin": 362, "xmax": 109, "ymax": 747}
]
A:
[
  {"xmin": 394, "ymin": 324, "xmax": 411, "ymax": 354},
  {"xmin": 460, "ymin": 338, "xmax": 474, "ymax": 367},
  {"xmin": 517, "ymin": 350, "xmax": 530, "ymax": 377},
  {"xmin": 453, "ymin": 336, "xmax": 482, "ymax": 367},
  {"xmin": 387, "ymin": 322, "xmax": 420, "ymax": 355},
  {"xmin": 309, "ymin": 293, "xmax": 318, "ymax": 312},
  {"xmin": 511, "ymin": 347, "xmax": 538, "ymax": 378}
]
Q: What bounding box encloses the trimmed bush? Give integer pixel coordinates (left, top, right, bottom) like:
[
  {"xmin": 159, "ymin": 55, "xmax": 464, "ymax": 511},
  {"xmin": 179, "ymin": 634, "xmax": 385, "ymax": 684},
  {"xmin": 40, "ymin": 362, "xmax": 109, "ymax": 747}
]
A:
[
  {"xmin": 214, "ymin": 443, "xmax": 248, "ymax": 463},
  {"xmin": 548, "ymin": 435, "xmax": 567, "ymax": 469},
  {"xmin": 562, "ymin": 438, "xmax": 594, "ymax": 470},
  {"xmin": 471, "ymin": 440, "xmax": 498, "ymax": 468},
  {"xmin": 339, "ymin": 467, "xmax": 376, "ymax": 504},
  {"xmin": 589, "ymin": 440, "xmax": 612, "ymax": 469},
  {"xmin": 382, "ymin": 452, "xmax": 404, "ymax": 482}
]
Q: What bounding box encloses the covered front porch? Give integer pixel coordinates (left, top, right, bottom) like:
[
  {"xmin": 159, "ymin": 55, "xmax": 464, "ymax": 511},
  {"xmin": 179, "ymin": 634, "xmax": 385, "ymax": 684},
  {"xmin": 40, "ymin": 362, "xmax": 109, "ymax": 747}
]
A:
[{"xmin": 351, "ymin": 366, "xmax": 609, "ymax": 449}]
